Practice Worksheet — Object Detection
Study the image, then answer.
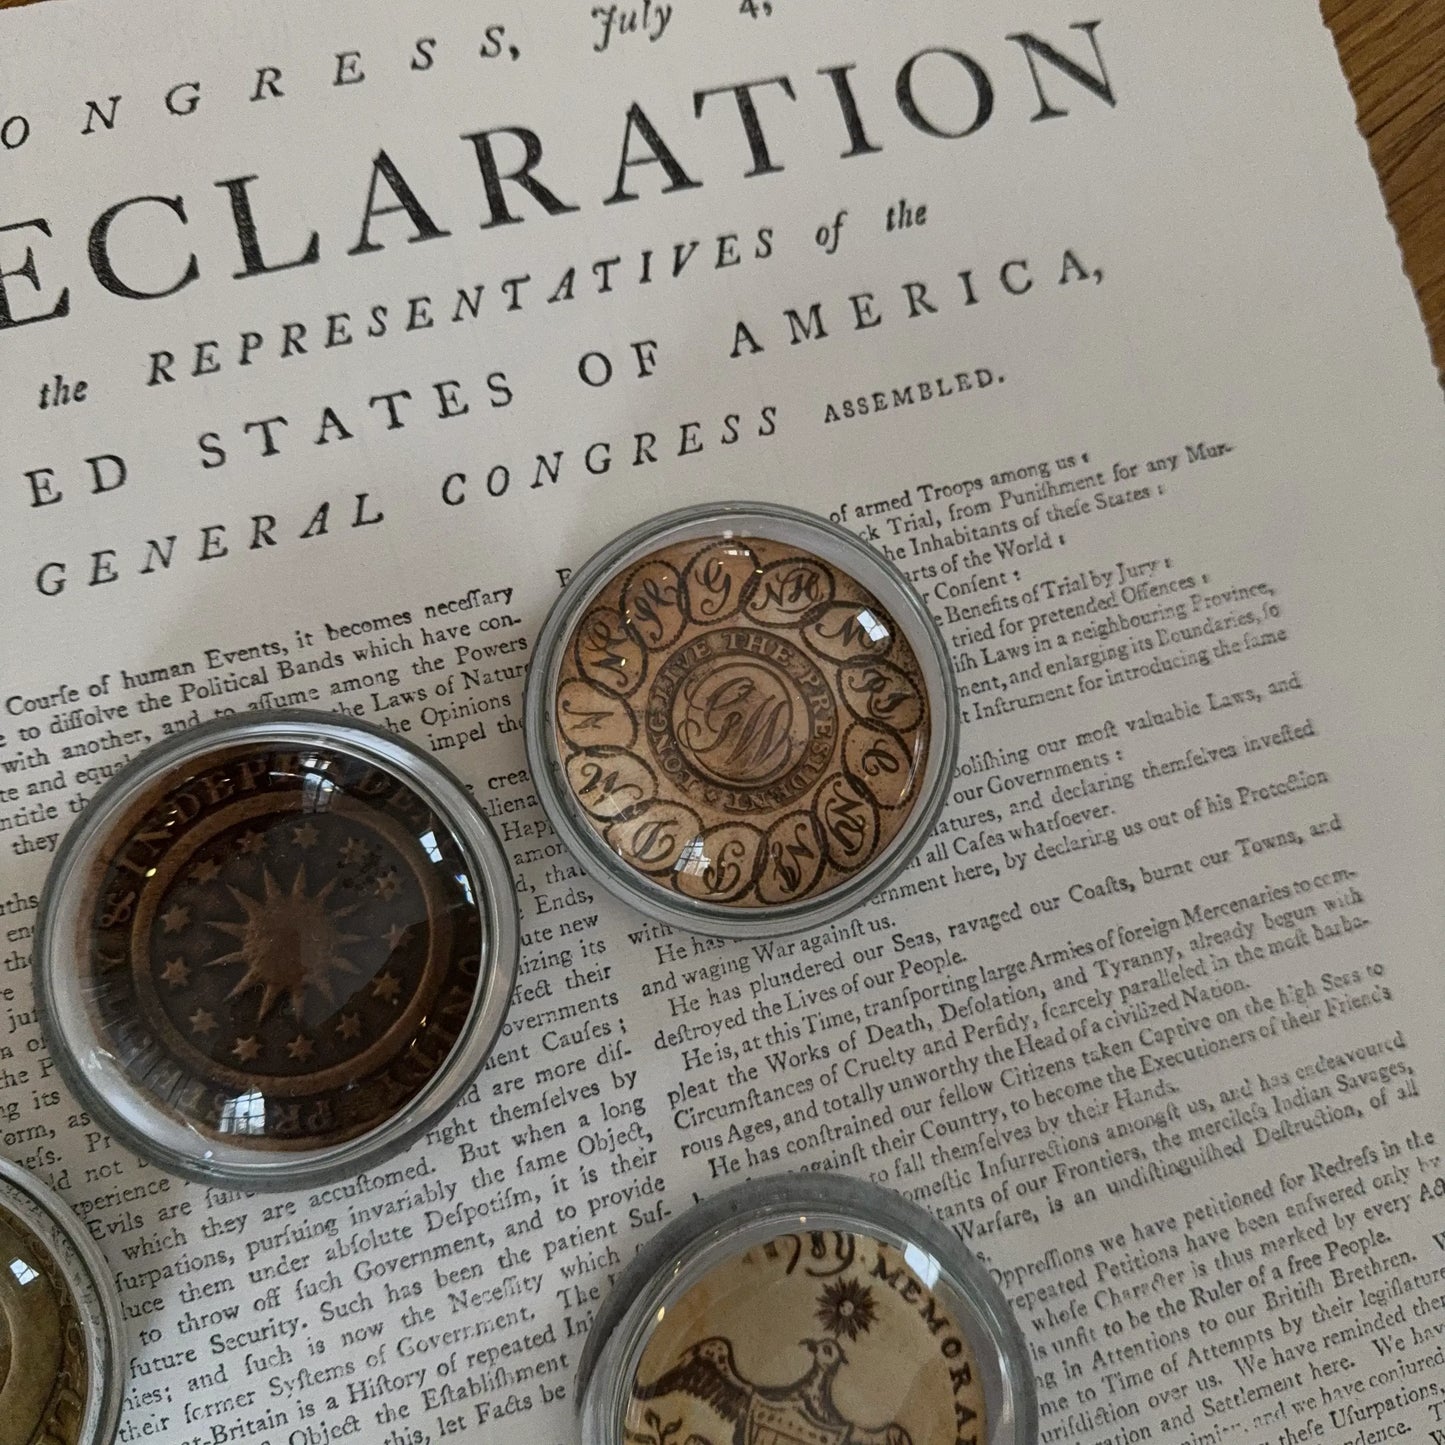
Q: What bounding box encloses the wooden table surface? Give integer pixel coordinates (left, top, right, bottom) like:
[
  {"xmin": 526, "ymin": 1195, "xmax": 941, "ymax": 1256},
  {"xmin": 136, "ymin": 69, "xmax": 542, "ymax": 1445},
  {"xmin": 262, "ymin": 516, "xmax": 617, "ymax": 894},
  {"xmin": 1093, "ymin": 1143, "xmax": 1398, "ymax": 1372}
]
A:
[
  {"xmin": 2, "ymin": 0, "xmax": 1442, "ymax": 377},
  {"xmin": 1323, "ymin": 0, "xmax": 1445, "ymax": 379}
]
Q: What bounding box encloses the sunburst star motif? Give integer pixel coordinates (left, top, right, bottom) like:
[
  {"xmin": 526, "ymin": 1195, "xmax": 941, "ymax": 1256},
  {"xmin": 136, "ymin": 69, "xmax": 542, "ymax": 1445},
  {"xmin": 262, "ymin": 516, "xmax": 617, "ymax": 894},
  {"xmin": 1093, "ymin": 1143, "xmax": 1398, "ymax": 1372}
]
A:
[
  {"xmin": 206, "ymin": 864, "xmax": 365, "ymax": 1024},
  {"xmin": 816, "ymin": 1277, "xmax": 879, "ymax": 1342}
]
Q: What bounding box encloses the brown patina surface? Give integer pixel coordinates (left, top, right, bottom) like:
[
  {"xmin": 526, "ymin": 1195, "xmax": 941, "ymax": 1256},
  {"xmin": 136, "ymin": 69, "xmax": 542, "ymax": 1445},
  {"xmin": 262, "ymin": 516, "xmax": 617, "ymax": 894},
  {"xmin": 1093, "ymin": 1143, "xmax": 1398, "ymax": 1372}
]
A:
[
  {"xmin": 77, "ymin": 743, "xmax": 483, "ymax": 1150},
  {"xmin": 555, "ymin": 534, "xmax": 931, "ymax": 909}
]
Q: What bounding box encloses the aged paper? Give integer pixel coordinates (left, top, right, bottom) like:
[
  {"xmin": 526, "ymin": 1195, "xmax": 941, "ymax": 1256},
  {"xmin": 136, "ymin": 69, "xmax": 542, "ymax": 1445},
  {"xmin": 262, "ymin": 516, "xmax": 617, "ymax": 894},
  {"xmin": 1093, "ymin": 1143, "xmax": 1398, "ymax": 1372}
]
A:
[{"xmin": 1, "ymin": 2, "xmax": 1443, "ymax": 1441}]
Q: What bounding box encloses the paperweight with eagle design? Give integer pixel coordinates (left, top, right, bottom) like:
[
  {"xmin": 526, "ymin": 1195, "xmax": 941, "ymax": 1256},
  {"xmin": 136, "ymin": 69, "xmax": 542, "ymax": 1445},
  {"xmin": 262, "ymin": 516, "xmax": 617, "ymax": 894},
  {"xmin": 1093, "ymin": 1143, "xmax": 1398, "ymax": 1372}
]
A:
[
  {"xmin": 577, "ymin": 1173, "xmax": 1036, "ymax": 1445},
  {"xmin": 34, "ymin": 711, "xmax": 518, "ymax": 1188}
]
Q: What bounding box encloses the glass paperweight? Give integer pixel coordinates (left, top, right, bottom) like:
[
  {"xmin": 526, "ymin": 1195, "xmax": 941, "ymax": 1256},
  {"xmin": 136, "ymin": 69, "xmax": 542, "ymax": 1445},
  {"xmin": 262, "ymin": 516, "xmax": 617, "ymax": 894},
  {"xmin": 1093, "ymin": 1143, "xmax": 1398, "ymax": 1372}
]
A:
[
  {"xmin": 0, "ymin": 1158, "xmax": 125, "ymax": 1445},
  {"xmin": 34, "ymin": 711, "xmax": 518, "ymax": 1189},
  {"xmin": 577, "ymin": 1172, "xmax": 1035, "ymax": 1445},
  {"xmin": 525, "ymin": 503, "xmax": 958, "ymax": 936}
]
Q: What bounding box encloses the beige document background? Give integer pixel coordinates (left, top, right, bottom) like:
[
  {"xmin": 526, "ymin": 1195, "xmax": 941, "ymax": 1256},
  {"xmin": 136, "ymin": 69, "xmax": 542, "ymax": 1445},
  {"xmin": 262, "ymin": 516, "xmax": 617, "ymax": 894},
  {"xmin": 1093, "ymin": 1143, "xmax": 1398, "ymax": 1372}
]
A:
[{"xmin": 1, "ymin": 3, "xmax": 1443, "ymax": 1441}]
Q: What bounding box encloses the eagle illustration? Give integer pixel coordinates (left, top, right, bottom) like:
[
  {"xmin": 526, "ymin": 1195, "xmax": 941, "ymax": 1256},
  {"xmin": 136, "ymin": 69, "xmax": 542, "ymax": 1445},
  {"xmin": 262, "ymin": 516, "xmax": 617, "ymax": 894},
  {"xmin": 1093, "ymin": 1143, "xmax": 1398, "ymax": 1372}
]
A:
[{"xmin": 634, "ymin": 1336, "xmax": 913, "ymax": 1445}]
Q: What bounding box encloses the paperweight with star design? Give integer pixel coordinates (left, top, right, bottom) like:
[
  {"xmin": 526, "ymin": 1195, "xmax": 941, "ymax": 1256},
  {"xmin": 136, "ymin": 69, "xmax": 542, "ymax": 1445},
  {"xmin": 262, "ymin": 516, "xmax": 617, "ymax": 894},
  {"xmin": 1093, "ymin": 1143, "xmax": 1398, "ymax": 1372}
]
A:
[{"xmin": 34, "ymin": 711, "xmax": 518, "ymax": 1188}]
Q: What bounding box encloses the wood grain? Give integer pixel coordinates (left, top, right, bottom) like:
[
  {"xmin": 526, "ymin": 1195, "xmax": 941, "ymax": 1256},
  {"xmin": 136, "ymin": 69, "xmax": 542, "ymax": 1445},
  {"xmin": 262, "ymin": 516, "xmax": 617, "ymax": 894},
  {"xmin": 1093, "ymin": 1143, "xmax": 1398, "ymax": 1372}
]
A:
[
  {"xmin": 1, "ymin": 1, "xmax": 1441, "ymax": 371},
  {"xmin": 1322, "ymin": 0, "xmax": 1445, "ymax": 378}
]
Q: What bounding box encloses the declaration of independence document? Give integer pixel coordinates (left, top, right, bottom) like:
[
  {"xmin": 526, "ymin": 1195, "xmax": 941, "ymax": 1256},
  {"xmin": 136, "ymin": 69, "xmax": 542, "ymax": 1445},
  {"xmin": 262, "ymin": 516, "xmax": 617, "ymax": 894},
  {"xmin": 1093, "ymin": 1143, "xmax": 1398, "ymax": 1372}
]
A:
[{"xmin": 2, "ymin": 2, "xmax": 1444, "ymax": 1442}]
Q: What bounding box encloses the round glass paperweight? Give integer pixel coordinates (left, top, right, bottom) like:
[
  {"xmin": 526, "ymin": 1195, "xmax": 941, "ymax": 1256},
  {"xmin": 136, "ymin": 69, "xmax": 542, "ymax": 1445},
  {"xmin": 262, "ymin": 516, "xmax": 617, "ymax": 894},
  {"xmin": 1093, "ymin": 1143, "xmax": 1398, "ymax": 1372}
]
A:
[
  {"xmin": 577, "ymin": 1172, "xmax": 1036, "ymax": 1445},
  {"xmin": 0, "ymin": 1158, "xmax": 125, "ymax": 1445},
  {"xmin": 525, "ymin": 503, "xmax": 959, "ymax": 937},
  {"xmin": 34, "ymin": 710, "xmax": 518, "ymax": 1189}
]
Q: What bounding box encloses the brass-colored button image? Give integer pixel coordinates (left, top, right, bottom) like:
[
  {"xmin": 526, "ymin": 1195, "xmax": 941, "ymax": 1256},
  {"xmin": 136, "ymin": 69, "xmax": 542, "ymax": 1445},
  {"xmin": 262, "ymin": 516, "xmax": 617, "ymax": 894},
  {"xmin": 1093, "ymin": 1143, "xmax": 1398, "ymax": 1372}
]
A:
[
  {"xmin": 530, "ymin": 506, "xmax": 958, "ymax": 936},
  {"xmin": 0, "ymin": 1203, "xmax": 89, "ymax": 1445},
  {"xmin": 0, "ymin": 1161, "xmax": 124, "ymax": 1445},
  {"xmin": 36, "ymin": 713, "xmax": 518, "ymax": 1187}
]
